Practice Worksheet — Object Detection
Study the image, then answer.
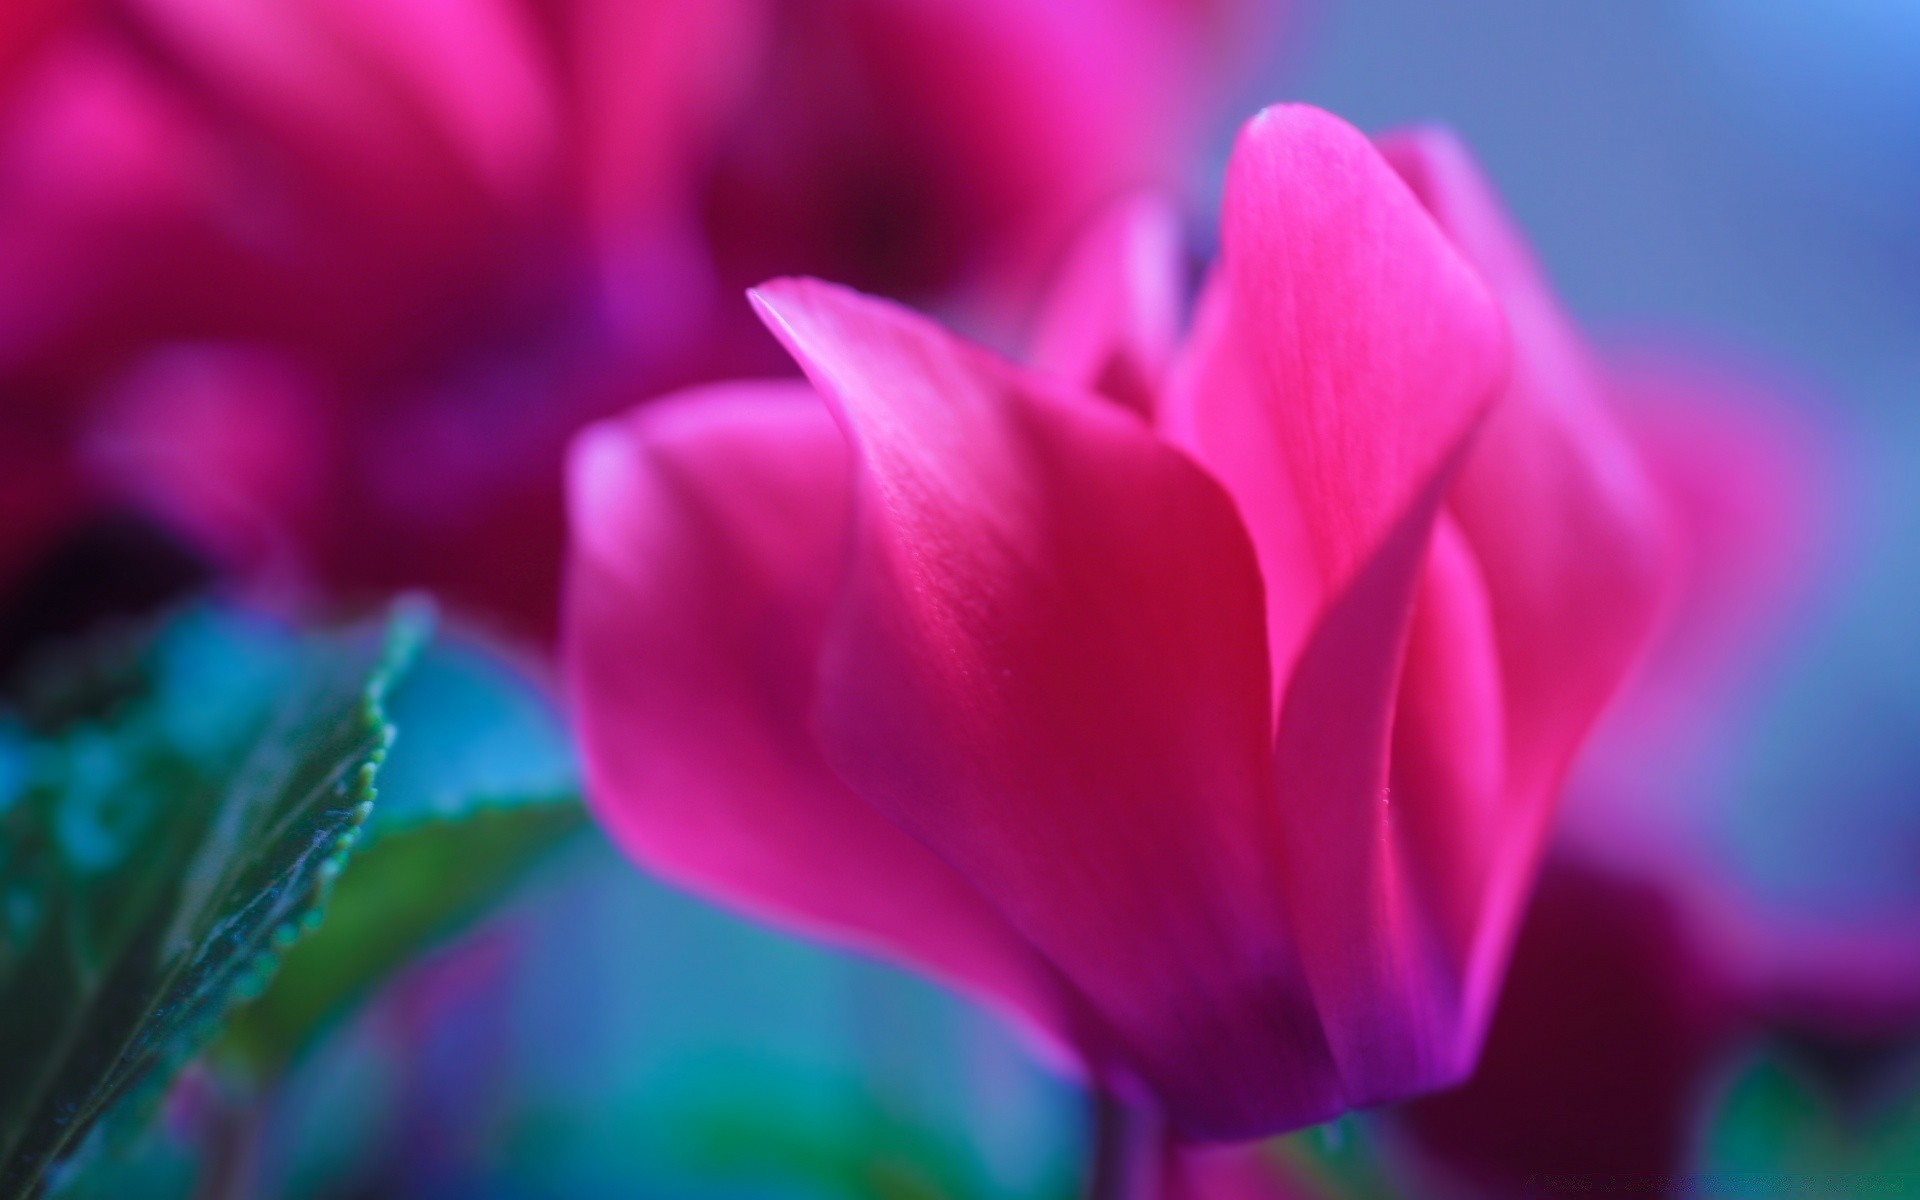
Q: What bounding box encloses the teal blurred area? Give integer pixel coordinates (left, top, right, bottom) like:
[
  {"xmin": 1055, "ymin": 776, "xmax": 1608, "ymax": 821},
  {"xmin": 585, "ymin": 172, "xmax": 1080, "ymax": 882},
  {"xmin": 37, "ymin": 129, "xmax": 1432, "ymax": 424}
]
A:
[{"xmin": 261, "ymin": 836, "xmax": 1084, "ymax": 1199}]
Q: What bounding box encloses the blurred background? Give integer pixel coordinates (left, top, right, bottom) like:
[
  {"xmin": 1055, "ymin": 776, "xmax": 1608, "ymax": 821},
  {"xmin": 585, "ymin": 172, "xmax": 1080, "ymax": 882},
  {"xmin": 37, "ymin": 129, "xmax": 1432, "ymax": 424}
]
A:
[{"xmin": 3, "ymin": 0, "xmax": 1917, "ymax": 1196}]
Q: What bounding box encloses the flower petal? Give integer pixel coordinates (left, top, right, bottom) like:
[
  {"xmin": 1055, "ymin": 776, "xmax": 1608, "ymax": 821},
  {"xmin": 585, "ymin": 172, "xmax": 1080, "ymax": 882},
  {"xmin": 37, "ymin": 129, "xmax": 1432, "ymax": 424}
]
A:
[
  {"xmin": 1386, "ymin": 514, "xmax": 1507, "ymax": 1001},
  {"xmin": 1202, "ymin": 106, "xmax": 1510, "ymax": 1102},
  {"xmin": 563, "ymin": 381, "xmax": 1072, "ymax": 1050},
  {"xmin": 1219, "ymin": 105, "xmax": 1506, "ymax": 592},
  {"xmin": 0, "ymin": 0, "xmax": 66, "ymax": 96},
  {"xmin": 1031, "ymin": 193, "xmax": 1185, "ymax": 416},
  {"xmin": 1160, "ymin": 268, "xmax": 1318, "ymax": 717},
  {"xmin": 751, "ymin": 277, "xmax": 1337, "ymax": 1139}
]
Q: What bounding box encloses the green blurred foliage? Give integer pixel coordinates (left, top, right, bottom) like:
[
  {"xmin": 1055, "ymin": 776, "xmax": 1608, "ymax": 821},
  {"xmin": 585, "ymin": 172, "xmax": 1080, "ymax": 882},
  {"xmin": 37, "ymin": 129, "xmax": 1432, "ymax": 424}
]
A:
[
  {"xmin": 1698, "ymin": 1050, "xmax": 1920, "ymax": 1198},
  {"xmin": 219, "ymin": 639, "xmax": 586, "ymax": 1078},
  {"xmin": 0, "ymin": 603, "xmax": 427, "ymax": 1198}
]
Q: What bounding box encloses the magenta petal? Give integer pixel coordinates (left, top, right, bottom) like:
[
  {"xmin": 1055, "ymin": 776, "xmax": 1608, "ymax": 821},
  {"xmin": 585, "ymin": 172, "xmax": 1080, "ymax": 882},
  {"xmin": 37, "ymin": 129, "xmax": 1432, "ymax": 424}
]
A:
[
  {"xmin": 1380, "ymin": 127, "xmax": 1668, "ymax": 806},
  {"xmin": 1380, "ymin": 128, "xmax": 1671, "ymax": 1038},
  {"xmin": 1269, "ymin": 461, "xmax": 1488, "ymax": 1101},
  {"xmin": 751, "ymin": 277, "xmax": 1337, "ymax": 1139},
  {"xmin": 0, "ymin": 0, "xmax": 66, "ymax": 95},
  {"xmin": 1387, "ymin": 515, "xmax": 1508, "ymax": 996},
  {"xmin": 1219, "ymin": 106, "xmax": 1506, "ymax": 592},
  {"xmin": 1199, "ymin": 106, "xmax": 1509, "ymax": 1104},
  {"xmin": 563, "ymin": 382, "xmax": 1071, "ymax": 1048},
  {"xmin": 1031, "ymin": 193, "xmax": 1185, "ymax": 415},
  {"xmin": 1160, "ymin": 268, "xmax": 1319, "ymax": 718}
]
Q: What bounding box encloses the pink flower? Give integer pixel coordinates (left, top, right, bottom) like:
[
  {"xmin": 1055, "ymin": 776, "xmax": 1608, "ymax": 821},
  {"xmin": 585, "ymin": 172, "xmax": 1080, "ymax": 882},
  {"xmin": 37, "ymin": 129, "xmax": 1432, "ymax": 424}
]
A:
[
  {"xmin": 564, "ymin": 105, "xmax": 1669, "ymax": 1139},
  {"xmin": 0, "ymin": 0, "xmax": 1278, "ymax": 636},
  {"xmin": 0, "ymin": 0, "xmax": 760, "ymax": 630}
]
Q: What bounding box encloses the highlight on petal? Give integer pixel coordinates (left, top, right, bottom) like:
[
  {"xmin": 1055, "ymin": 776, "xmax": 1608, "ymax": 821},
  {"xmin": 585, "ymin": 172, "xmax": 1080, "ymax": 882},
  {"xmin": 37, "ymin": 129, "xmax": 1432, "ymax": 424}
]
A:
[
  {"xmin": 1219, "ymin": 105, "xmax": 1507, "ymax": 592},
  {"xmin": 562, "ymin": 380, "xmax": 1071, "ymax": 1052},
  {"xmin": 1031, "ymin": 192, "xmax": 1185, "ymax": 416},
  {"xmin": 750, "ymin": 276, "xmax": 1338, "ymax": 1139}
]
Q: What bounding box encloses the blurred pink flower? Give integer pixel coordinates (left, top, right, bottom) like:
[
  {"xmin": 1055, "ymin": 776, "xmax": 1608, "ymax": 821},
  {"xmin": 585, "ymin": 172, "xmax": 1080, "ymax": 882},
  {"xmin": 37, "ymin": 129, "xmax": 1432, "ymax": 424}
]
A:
[
  {"xmin": 564, "ymin": 105, "xmax": 1668, "ymax": 1140},
  {"xmin": 1562, "ymin": 357, "xmax": 1840, "ymax": 878},
  {"xmin": 0, "ymin": 0, "xmax": 1279, "ymax": 635},
  {"xmin": 696, "ymin": 0, "xmax": 1283, "ymax": 310}
]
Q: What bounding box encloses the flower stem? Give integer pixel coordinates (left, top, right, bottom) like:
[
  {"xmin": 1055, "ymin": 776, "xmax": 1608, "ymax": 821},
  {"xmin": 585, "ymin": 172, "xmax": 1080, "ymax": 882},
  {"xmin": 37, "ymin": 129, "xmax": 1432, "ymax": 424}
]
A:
[{"xmin": 1085, "ymin": 1087, "xmax": 1164, "ymax": 1200}]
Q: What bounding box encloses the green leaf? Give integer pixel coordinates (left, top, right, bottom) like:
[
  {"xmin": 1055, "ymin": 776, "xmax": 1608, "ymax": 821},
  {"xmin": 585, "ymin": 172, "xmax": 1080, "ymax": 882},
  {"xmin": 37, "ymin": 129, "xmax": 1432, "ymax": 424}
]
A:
[
  {"xmin": 0, "ymin": 602, "xmax": 430, "ymax": 1199},
  {"xmin": 218, "ymin": 638, "xmax": 587, "ymax": 1077}
]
